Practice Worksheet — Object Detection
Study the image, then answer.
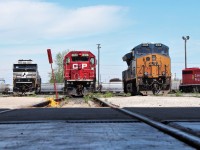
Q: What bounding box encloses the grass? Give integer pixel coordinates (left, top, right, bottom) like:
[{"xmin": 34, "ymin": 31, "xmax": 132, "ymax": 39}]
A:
[
  {"xmin": 175, "ymin": 91, "xmax": 182, "ymax": 97},
  {"xmin": 192, "ymin": 92, "xmax": 200, "ymax": 98},
  {"xmin": 83, "ymin": 93, "xmax": 94, "ymax": 103},
  {"xmin": 126, "ymin": 93, "xmax": 132, "ymax": 97},
  {"xmin": 103, "ymin": 92, "xmax": 113, "ymax": 98},
  {"xmin": 83, "ymin": 92, "xmax": 115, "ymax": 103}
]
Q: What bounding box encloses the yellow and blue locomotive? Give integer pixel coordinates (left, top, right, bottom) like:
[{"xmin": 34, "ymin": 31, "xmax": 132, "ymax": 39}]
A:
[{"xmin": 122, "ymin": 43, "xmax": 171, "ymax": 95}]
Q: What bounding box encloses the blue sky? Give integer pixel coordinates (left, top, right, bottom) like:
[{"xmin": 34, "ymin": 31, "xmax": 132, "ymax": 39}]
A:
[{"xmin": 0, "ymin": 0, "xmax": 200, "ymax": 84}]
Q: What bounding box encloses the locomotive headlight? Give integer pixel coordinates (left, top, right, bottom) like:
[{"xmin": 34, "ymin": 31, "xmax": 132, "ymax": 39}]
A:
[
  {"xmin": 162, "ymin": 71, "xmax": 166, "ymax": 75},
  {"xmin": 144, "ymin": 72, "xmax": 148, "ymax": 76},
  {"xmin": 152, "ymin": 55, "xmax": 156, "ymax": 61},
  {"xmin": 91, "ymin": 67, "xmax": 94, "ymax": 70}
]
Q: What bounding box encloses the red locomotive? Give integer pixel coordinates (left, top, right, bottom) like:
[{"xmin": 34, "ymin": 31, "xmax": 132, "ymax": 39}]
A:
[
  {"xmin": 179, "ymin": 68, "xmax": 200, "ymax": 92},
  {"xmin": 63, "ymin": 51, "xmax": 96, "ymax": 96}
]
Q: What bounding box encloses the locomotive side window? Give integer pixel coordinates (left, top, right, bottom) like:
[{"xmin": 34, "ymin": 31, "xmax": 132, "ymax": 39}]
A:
[
  {"xmin": 66, "ymin": 58, "xmax": 70, "ymax": 64},
  {"xmin": 183, "ymin": 71, "xmax": 193, "ymax": 74},
  {"xmin": 153, "ymin": 47, "xmax": 169, "ymax": 56},
  {"xmin": 90, "ymin": 58, "xmax": 95, "ymax": 65},
  {"xmin": 135, "ymin": 47, "xmax": 150, "ymax": 56}
]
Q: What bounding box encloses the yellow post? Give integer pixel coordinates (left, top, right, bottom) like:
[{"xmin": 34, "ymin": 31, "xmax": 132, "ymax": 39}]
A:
[{"xmin": 47, "ymin": 97, "xmax": 60, "ymax": 107}]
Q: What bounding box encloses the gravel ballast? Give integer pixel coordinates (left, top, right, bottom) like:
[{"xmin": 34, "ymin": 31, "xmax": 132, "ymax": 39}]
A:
[{"xmin": 101, "ymin": 96, "xmax": 200, "ymax": 107}]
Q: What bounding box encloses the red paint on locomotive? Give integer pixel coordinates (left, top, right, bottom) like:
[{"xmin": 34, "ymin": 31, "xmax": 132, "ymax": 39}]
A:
[
  {"xmin": 63, "ymin": 51, "xmax": 96, "ymax": 96},
  {"xmin": 180, "ymin": 68, "xmax": 200, "ymax": 92},
  {"xmin": 182, "ymin": 68, "xmax": 200, "ymax": 84}
]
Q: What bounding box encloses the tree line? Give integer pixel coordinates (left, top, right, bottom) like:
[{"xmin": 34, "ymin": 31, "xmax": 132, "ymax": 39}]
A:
[{"xmin": 49, "ymin": 50, "xmax": 68, "ymax": 83}]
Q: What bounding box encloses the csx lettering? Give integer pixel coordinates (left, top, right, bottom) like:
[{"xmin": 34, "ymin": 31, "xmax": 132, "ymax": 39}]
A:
[{"xmin": 73, "ymin": 64, "xmax": 87, "ymax": 69}]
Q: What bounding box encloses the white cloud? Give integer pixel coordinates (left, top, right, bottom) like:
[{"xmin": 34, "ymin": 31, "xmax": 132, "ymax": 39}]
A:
[
  {"xmin": 0, "ymin": 0, "xmax": 126, "ymax": 43},
  {"xmin": 0, "ymin": 0, "xmax": 129, "ymax": 84}
]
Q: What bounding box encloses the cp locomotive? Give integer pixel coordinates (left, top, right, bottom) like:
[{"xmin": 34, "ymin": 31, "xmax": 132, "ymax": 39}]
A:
[
  {"xmin": 179, "ymin": 68, "xmax": 200, "ymax": 92},
  {"xmin": 122, "ymin": 43, "xmax": 171, "ymax": 95},
  {"xmin": 63, "ymin": 51, "xmax": 96, "ymax": 96},
  {"xmin": 13, "ymin": 59, "xmax": 41, "ymax": 95}
]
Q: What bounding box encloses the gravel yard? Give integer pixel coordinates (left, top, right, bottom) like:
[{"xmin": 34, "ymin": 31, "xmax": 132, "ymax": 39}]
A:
[
  {"xmin": 1, "ymin": 95, "xmax": 200, "ymax": 109},
  {"xmin": 0, "ymin": 97, "xmax": 47, "ymax": 109},
  {"xmin": 101, "ymin": 96, "xmax": 200, "ymax": 108}
]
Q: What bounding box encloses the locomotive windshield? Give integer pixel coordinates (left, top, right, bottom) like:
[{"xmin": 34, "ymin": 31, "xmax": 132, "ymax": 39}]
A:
[
  {"xmin": 13, "ymin": 64, "xmax": 37, "ymax": 72},
  {"xmin": 133, "ymin": 44, "xmax": 169, "ymax": 57},
  {"xmin": 135, "ymin": 47, "xmax": 151, "ymax": 56},
  {"xmin": 72, "ymin": 56, "xmax": 89, "ymax": 61},
  {"xmin": 90, "ymin": 58, "xmax": 95, "ymax": 65},
  {"xmin": 153, "ymin": 47, "xmax": 169, "ymax": 55}
]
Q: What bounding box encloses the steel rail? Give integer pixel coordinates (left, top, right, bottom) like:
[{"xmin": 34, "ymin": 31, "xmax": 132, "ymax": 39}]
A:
[
  {"xmin": 0, "ymin": 109, "xmax": 18, "ymax": 114},
  {"xmin": 94, "ymin": 97, "xmax": 200, "ymax": 149}
]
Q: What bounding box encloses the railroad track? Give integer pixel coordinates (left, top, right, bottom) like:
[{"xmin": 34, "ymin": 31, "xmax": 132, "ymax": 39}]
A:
[
  {"xmin": 93, "ymin": 97, "xmax": 200, "ymax": 149},
  {"xmin": 0, "ymin": 96, "xmax": 199, "ymax": 148},
  {"xmin": 0, "ymin": 109, "xmax": 16, "ymax": 114}
]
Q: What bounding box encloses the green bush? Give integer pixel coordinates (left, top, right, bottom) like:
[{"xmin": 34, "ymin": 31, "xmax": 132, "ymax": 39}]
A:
[{"xmin": 175, "ymin": 91, "xmax": 182, "ymax": 97}]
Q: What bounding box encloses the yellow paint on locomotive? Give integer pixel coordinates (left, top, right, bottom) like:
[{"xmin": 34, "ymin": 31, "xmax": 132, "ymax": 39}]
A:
[{"xmin": 136, "ymin": 54, "xmax": 171, "ymax": 78}]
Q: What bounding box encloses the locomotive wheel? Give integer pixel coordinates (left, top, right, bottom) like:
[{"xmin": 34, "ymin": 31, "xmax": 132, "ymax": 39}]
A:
[
  {"xmin": 131, "ymin": 83, "xmax": 137, "ymax": 96},
  {"xmin": 193, "ymin": 87, "xmax": 199, "ymax": 93},
  {"xmin": 132, "ymin": 80, "xmax": 138, "ymax": 96},
  {"xmin": 123, "ymin": 82, "xmax": 127, "ymax": 93},
  {"xmin": 152, "ymin": 83, "xmax": 160, "ymax": 95},
  {"xmin": 128, "ymin": 83, "xmax": 137, "ymax": 96}
]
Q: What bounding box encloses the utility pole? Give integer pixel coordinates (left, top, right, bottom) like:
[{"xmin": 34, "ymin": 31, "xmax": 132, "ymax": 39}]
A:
[
  {"xmin": 97, "ymin": 44, "xmax": 101, "ymax": 87},
  {"xmin": 182, "ymin": 36, "xmax": 190, "ymax": 69}
]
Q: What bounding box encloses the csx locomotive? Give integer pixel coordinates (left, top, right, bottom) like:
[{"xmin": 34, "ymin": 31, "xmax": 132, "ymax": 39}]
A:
[
  {"xmin": 13, "ymin": 59, "xmax": 41, "ymax": 95},
  {"xmin": 63, "ymin": 51, "xmax": 96, "ymax": 96},
  {"xmin": 122, "ymin": 43, "xmax": 171, "ymax": 95}
]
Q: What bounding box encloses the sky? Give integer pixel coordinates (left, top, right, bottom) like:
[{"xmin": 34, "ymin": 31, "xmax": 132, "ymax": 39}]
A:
[{"xmin": 0, "ymin": 0, "xmax": 200, "ymax": 84}]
